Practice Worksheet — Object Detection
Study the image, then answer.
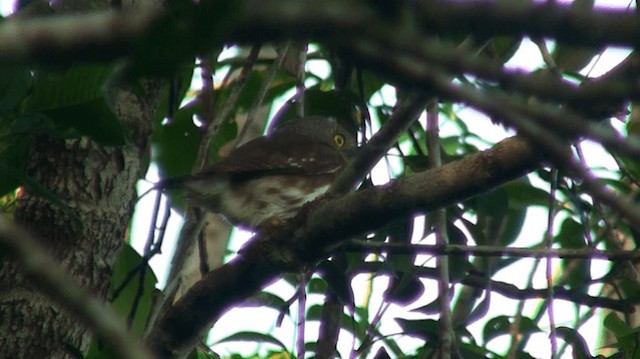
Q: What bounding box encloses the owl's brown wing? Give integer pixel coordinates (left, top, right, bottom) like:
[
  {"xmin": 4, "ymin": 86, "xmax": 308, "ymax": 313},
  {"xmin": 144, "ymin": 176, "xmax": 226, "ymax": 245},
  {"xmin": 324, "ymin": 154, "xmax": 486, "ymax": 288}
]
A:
[{"xmin": 194, "ymin": 134, "xmax": 345, "ymax": 180}]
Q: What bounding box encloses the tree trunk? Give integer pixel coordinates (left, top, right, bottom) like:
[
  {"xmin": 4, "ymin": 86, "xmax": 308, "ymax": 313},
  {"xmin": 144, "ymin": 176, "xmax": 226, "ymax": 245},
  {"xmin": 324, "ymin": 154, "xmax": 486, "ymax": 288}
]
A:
[{"xmin": 0, "ymin": 79, "xmax": 162, "ymax": 357}]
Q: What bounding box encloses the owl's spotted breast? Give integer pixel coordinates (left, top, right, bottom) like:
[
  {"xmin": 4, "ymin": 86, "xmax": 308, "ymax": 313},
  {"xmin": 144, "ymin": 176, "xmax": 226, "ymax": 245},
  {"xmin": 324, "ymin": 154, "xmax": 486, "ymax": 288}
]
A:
[{"xmin": 217, "ymin": 174, "xmax": 335, "ymax": 229}]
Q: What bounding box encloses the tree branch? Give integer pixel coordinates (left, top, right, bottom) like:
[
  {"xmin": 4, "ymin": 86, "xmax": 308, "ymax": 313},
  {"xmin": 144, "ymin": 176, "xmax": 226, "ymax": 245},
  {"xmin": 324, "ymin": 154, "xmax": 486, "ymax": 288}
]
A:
[
  {"xmin": 145, "ymin": 135, "xmax": 542, "ymax": 357},
  {"xmin": 345, "ymin": 241, "xmax": 640, "ymax": 261},
  {"xmin": 0, "ymin": 1, "xmax": 638, "ymax": 65},
  {"xmin": 351, "ymin": 263, "xmax": 635, "ymax": 314}
]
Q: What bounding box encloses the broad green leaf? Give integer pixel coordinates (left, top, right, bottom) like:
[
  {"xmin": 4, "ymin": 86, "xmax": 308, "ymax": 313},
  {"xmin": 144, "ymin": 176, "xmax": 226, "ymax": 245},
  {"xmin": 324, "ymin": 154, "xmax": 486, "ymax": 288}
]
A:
[
  {"xmin": 41, "ymin": 99, "xmax": 127, "ymax": 145},
  {"xmin": 483, "ymin": 315, "xmax": 541, "ymax": 344},
  {"xmin": 395, "ymin": 318, "xmax": 440, "ymax": 341},
  {"xmin": 233, "ymin": 69, "xmax": 296, "ymax": 111},
  {"xmin": 154, "ymin": 63, "xmax": 197, "ymax": 125},
  {"xmin": 0, "ymin": 134, "xmax": 28, "ymax": 196},
  {"xmin": 317, "ymin": 259, "xmax": 355, "ymax": 308},
  {"xmin": 503, "ymin": 180, "xmax": 551, "ymax": 209},
  {"xmin": 187, "ymin": 347, "xmax": 221, "ymax": 359},
  {"xmin": 152, "ymin": 102, "xmax": 202, "ymax": 180},
  {"xmin": 551, "ymin": 0, "xmax": 601, "ymax": 72},
  {"xmin": 0, "ymin": 65, "xmax": 31, "ymax": 115},
  {"xmin": 555, "ymin": 218, "xmax": 590, "ymax": 290},
  {"xmin": 555, "ymin": 327, "xmax": 593, "ymax": 359},
  {"xmin": 271, "ymin": 88, "xmax": 362, "ymax": 136},
  {"xmin": 21, "ymin": 64, "xmax": 127, "ymax": 145},
  {"xmin": 108, "ymin": 244, "xmax": 157, "ymax": 335},
  {"xmin": 241, "ymin": 291, "xmax": 289, "ymax": 313},
  {"xmin": 86, "ymin": 244, "xmax": 157, "ymax": 358},
  {"xmin": 604, "ymin": 312, "xmax": 640, "ymax": 357},
  {"xmin": 476, "ymin": 188, "xmax": 509, "ymax": 220},
  {"xmin": 215, "ymin": 331, "xmax": 288, "ymax": 352},
  {"xmin": 482, "ymin": 36, "xmax": 522, "ymax": 64},
  {"xmin": 604, "ymin": 312, "xmax": 637, "ymax": 337},
  {"xmin": 24, "ymin": 64, "xmax": 113, "ymax": 112}
]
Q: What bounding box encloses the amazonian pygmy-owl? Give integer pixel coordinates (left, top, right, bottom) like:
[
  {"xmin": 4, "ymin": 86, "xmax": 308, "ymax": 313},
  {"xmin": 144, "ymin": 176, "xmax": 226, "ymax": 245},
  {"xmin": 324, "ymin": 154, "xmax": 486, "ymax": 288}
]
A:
[{"xmin": 161, "ymin": 116, "xmax": 356, "ymax": 230}]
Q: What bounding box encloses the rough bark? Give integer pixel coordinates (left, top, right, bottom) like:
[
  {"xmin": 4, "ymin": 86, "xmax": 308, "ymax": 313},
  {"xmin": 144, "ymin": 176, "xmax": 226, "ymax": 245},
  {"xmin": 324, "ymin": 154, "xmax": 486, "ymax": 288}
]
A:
[{"xmin": 0, "ymin": 79, "xmax": 162, "ymax": 359}]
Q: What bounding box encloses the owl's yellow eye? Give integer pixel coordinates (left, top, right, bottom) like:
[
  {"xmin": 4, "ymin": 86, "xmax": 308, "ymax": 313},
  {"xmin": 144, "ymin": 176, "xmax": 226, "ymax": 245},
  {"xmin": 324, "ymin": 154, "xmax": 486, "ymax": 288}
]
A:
[{"xmin": 333, "ymin": 133, "xmax": 345, "ymax": 147}]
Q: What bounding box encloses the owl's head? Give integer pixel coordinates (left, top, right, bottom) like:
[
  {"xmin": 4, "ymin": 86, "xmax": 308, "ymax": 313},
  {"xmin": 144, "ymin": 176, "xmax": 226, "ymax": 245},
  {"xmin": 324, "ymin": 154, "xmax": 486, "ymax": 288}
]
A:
[{"xmin": 275, "ymin": 116, "xmax": 357, "ymax": 153}]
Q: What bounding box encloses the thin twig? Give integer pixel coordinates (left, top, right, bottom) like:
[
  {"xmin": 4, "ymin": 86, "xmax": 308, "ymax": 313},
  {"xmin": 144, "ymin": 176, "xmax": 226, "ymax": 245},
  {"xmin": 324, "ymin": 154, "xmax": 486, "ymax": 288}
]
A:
[
  {"xmin": 427, "ymin": 102, "xmax": 453, "ymax": 359},
  {"xmin": 296, "ymin": 274, "xmax": 308, "ymax": 359},
  {"xmin": 195, "ymin": 44, "xmax": 261, "ymax": 171},
  {"xmin": 295, "ymin": 42, "xmax": 307, "ymax": 118},
  {"xmin": 352, "ymin": 262, "xmax": 634, "ymax": 313},
  {"xmin": 236, "ymin": 42, "xmax": 291, "ymax": 145},
  {"xmin": 330, "ymin": 94, "xmax": 429, "ymax": 194},
  {"xmin": 545, "ymin": 169, "xmax": 559, "ymax": 359}
]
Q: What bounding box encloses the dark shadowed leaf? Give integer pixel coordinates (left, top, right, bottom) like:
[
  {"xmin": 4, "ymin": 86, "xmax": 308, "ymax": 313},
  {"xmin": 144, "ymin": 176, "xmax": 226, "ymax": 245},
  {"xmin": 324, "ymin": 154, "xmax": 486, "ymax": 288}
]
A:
[
  {"xmin": 152, "ymin": 102, "xmax": 202, "ymax": 180},
  {"xmin": 215, "ymin": 331, "xmax": 288, "ymax": 352},
  {"xmin": 395, "ymin": 318, "xmax": 440, "ymax": 341},
  {"xmin": 0, "ymin": 135, "xmax": 28, "ymax": 196},
  {"xmin": 603, "ymin": 312, "xmax": 640, "ymax": 358},
  {"xmin": 483, "ymin": 315, "xmax": 541, "ymax": 344},
  {"xmin": 21, "ymin": 64, "xmax": 127, "ymax": 145},
  {"xmin": 108, "ymin": 244, "xmax": 157, "ymax": 336},
  {"xmin": 555, "ymin": 327, "xmax": 594, "ymax": 359},
  {"xmin": 555, "ymin": 218, "xmax": 591, "ymax": 290},
  {"xmin": 317, "ymin": 259, "xmax": 355, "ymax": 308},
  {"xmin": 270, "ymin": 88, "xmax": 362, "ymax": 136},
  {"xmin": 86, "ymin": 244, "xmax": 157, "ymax": 358},
  {"xmin": 0, "ymin": 65, "xmax": 31, "ymax": 115}
]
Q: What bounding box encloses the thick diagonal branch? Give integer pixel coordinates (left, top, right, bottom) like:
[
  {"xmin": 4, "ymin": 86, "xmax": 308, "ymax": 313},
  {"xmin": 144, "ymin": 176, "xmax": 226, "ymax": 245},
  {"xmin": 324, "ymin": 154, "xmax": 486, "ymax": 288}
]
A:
[{"xmin": 145, "ymin": 135, "xmax": 541, "ymax": 358}]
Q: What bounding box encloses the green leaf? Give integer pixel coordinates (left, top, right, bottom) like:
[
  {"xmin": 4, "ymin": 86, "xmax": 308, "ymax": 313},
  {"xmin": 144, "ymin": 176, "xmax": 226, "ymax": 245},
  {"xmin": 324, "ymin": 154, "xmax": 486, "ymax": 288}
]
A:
[
  {"xmin": 215, "ymin": 331, "xmax": 288, "ymax": 352},
  {"xmin": 549, "ymin": 1, "xmax": 602, "ymax": 73},
  {"xmin": 0, "ymin": 65, "xmax": 32, "ymax": 115},
  {"xmin": 86, "ymin": 245, "xmax": 157, "ymax": 358},
  {"xmin": 476, "ymin": 188, "xmax": 509, "ymax": 222},
  {"xmin": 24, "ymin": 64, "xmax": 114, "ymax": 112},
  {"xmin": 0, "ymin": 134, "xmax": 29, "ymax": 196},
  {"xmin": 483, "ymin": 315, "xmax": 541, "ymax": 344},
  {"xmin": 271, "ymin": 88, "xmax": 362, "ymax": 136},
  {"xmin": 604, "ymin": 312, "xmax": 636, "ymax": 338},
  {"xmin": 411, "ymin": 297, "xmax": 440, "ymax": 315},
  {"xmin": 307, "ymin": 276, "xmax": 328, "ymax": 294},
  {"xmin": 21, "ymin": 64, "xmax": 127, "ymax": 145},
  {"xmin": 604, "ymin": 312, "xmax": 640, "ymax": 358},
  {"xmin": 233, "ymin": 69, "xmax": 296, "ymax": 111},
  {"xmin": 41, "ymin": 99, "xmax": 127, "ymax": 145},
  {"xmin": 447, "ymin": 223, "xmax": 471, "ymax": 281},
  {"xmin": 152, "ymin": 102, "xmax": 203, "ymax": 179},
  {"xmin": 555, "ymin": 218, "xmax": 590, "ymax": 290},
  {"xmin": 395, "ymin": 318, "xmax": 440, "ymax": 341},
  {"xmin": 555, "ymin": 327, "xmax": 594, "ymax": 359},
  {"xmin": 186, "ymin": 347, "xmax": 221, "ymax": 359},
  {"xmin": 317, "ymin": 259, "xmax": 355, "ymax": 308},
  {"xmin": 108, "ymin": 244, "xmax": 158, "ymax": 336},
  {"xmin": 482, "ymin": 36, "xmax": 522, "ymax": 64},
  {"xmin": 154, "ymin": 63, "xmax": 197, "ymax": 125},
  {"xmin": 241, "ymin": 291, "xmax": 288, "ymax": 312}
]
